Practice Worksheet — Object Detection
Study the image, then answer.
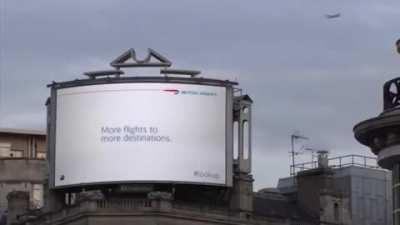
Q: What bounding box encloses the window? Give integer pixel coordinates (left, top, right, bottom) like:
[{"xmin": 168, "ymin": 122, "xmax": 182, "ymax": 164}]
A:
[
  {"xmin": 36, "ymin": 152, "xmax": 47, "ymax": 159},
  {"xmin": 31, "ymin": 184, "xmax": 44, "ymax": 209},
  {"xmin": 10, "ymin": 150, "xmax": 23, "ymax": 158},
  {"xmin": 233, "ymin": 121, "xmax": 239, "ymax": 159},
  {"xmin": 243, "ymin": 121, "xmax": 250, "ymax": 159},
  {"xmin": 0, "ymin": 142, "xmax": 11, "ymax": 158},
  {"xmin": 334, "ymin": 202, "xmax": 340, "ymax": 222},
  {"xmin": 243, "ymin": 107, "xmax": 249, "ymax": 114}
]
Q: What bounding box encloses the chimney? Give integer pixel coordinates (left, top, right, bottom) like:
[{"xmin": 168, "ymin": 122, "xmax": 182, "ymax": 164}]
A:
[
  {"xmin": 317, "ymin": 150, "xmax": 329, "ymax": 168},
  {"xmin": 296, "ymin": 150, "xmax": 334, "ymax": 218}
]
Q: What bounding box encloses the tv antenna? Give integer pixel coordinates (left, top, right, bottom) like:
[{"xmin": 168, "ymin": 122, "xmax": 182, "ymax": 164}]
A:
[{"xmin": 290, "ymin": 131, "xmax": 309, "ymax": 176}]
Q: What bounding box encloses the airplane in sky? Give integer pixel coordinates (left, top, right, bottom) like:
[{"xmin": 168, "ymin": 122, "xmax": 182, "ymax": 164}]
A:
[{"xmin": 325, "ymin": 13, "xmax": 341, "ymax": 19}]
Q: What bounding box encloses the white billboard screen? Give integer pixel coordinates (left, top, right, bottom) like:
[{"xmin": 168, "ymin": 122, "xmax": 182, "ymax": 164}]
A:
[{"xmin": 55, "ymin": 83, "xmax": 227, "ymax": 187}]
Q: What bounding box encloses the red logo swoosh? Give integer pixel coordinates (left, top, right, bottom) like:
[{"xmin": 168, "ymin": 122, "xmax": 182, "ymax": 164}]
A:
[{"xmin": 163, "ymin": 89, "xmax": 179, "ymax": 95}]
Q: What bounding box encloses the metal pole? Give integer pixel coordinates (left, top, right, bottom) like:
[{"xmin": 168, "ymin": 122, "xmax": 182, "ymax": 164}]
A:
[
  {"xmin": 291, "ymin": 135, "xmax": 295, "ymax": 176},
  {"xmin": 290, "ymin": 133, "xmax": 309, "ymax": 176}
]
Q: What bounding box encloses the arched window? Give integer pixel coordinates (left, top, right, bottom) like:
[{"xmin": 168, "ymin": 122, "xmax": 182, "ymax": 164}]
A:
[
  {"xmin": 233, "ymin": 121, "xmax": 239, "ymax": 159},
  {"xmin": 334, "ymin": 202, "xmax": 340, "ymax": 221},
  {"xmin": 243, "ymin": 121, "xmax": 249, "ymax": 159}
]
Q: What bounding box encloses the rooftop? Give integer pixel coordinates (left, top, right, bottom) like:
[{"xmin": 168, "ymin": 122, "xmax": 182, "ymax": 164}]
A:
[{"xmin": 0, "ymin": 128, "xmax": 46, "ymax": 136}]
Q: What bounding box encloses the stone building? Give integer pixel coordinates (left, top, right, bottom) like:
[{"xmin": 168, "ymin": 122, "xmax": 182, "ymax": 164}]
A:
[
  {"xmin": 7, "ymin": 149, "xmax": 363, "ymax": 225},
  {"xmin": 354, "ymin": 77, "xmax": 400, "ymax": 225},
  {"xmin": 3, "ymin": 143, "xmax": 386, "ymax": 225},
  {"xmin": 278, "ymin": 154, "xmax": 392, "ymax": 225},
  {"xmin": 0, "ymin": 128, "xmax": 47, "ymax": 221}
]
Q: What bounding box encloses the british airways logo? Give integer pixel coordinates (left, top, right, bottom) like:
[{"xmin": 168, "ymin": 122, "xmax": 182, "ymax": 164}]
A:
[
  {"xmin": 163, "ymin": 89, "xmax": 180, "ymax": 95},
  {"xmin": 163, "ymin": 89, "xmax": 217, "ymax": 96}
]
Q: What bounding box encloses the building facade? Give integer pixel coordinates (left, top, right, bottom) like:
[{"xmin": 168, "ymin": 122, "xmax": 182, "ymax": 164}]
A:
[
  {"xmin": 0, "ymin": 129, "xmax": 47, "ymax": 215},
  {"xmin": 354, "ymin": 77, "xmax": 400, "ymax": 225},
  {"xmin": 278, "ymin": 155, "xmax": 392, "ymax": 225}
]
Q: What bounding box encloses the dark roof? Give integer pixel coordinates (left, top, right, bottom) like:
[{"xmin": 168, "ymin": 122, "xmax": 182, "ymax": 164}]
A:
[{"xmin": 234, "ymin": 94, "xmax": 253, "ymax": 103}]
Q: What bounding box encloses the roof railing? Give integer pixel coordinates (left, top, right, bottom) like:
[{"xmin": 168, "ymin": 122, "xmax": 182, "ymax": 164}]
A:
[{"xmin": 290, "ymin": 154, "xmax": 380, "ymax": 176}]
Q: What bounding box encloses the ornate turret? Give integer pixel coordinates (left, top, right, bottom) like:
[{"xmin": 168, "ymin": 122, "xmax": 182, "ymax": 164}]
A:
[{"xmin": 354, "ymin": 39, "xmax": 400, "ymax": 225}]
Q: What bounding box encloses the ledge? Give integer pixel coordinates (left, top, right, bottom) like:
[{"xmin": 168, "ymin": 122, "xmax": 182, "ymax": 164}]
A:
[
  {"xmin": 354, "ymin": 112, "xmax": 400, "ymax": 152},
  {"xmin": 0, "ymin": 159, "xmax": 48, "ymax": 182}
]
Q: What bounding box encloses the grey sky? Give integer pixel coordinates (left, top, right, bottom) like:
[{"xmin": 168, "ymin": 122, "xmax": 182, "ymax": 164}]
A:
[{"xmin": 0, "ymin": 0, "xmax": 399, "ymax": 189}]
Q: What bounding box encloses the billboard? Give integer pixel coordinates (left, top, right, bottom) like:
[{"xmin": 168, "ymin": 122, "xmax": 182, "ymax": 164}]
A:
[{"xmin": 54, "ymin": 83, "xmax": 228, "ymax": 188}]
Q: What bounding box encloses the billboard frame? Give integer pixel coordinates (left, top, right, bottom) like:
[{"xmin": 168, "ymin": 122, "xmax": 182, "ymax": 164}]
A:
[{"xmin": 47, "ymin": 76, "xmax": 237, "ymax": 190}]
